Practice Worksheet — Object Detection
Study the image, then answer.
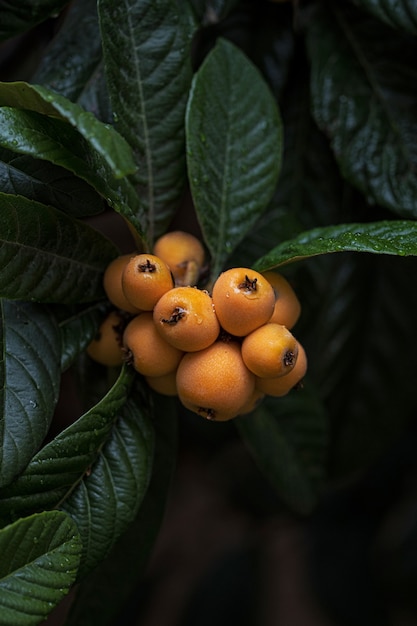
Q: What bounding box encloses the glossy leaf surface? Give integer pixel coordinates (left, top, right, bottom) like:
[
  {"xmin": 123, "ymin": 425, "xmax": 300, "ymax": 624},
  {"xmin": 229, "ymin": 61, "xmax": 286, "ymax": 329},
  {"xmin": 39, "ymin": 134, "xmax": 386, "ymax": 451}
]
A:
[
  {"xmin": 0, "ymin": 300, "xmax": 61, "ymax": 488},
  {"xmin": 354, "ymin": 0, "xmax": 417, "ymax": 34},
  {"xmin": 0, "ymin": 511, "xmax": 81, "ymax": 625},
  {"xmin": 186, "ymin": 37, "xmax": 283, "ymax": 278}
]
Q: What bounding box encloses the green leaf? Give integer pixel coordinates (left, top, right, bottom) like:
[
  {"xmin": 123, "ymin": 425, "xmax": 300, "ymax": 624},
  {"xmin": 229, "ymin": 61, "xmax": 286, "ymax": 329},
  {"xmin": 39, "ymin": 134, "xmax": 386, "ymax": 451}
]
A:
[
  {"xmin": 0, "ymin": 148, "xmax": 105, "ymax": 219},
  {"xmin": 0, "ymin": 300, "xmax": 61, "ymax": 489},
  {"xmin": 0, "ymin": 81, "xmax": 134, "ymax": 179},
  {"xmin": 186, "ymin": 38, "xmax": 283, "ymax": 278},
  {"xmin": 0, "ymin": 366, "xmax": 135, "ymax": 525},
  {"xmin": 353, "ymin": 0, "xmax": 417, "ymax": 35},
  {"xmin": 0, "ymin": 510, "xmax": 81, "ymax": 626},
  {"xmin": 61, "ymin": 382, "xmax": 155, "ymax": 578},
  {"xmin": 236, "ymin": 382, "xmax": 328, "ymax": 515},
  {"xmin": 0, "ymin": 0, "xmax": 69, "ymax": 41},
  {"xmin": 254, "ymin": 220, "xmax": 417, "ymax": 271},
  {"xmin": 306, "ymin": 4, "xmax": 417, "ymax": 217},
  {"xmin": 55, "ymin": 303, "xmax": 108, "ymax": 371},
  {"xmin": 98, "ymin": 0, "xmax": 194, "ymax": 242},
  {"xmin": 32, "ymin": 0, "xmax": 104, "ymax": 104},
  {"xmin": 0, "ymin": 106, "xmax": 144, "ymax": 238},
  {"xmin": 66, "ymin": 398, "xmax": 177, "ymax": 626},
  {"xmin": 0, "ymin": 193, "xmax": 118, "ymax": 304}
]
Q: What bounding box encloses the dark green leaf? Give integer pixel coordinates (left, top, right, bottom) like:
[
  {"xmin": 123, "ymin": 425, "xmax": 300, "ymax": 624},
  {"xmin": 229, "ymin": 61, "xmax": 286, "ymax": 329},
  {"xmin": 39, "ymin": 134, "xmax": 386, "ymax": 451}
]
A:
[
  {"xmin": 353, "ymin": 0, "xmax": 417, "ymax": 35},
  {"xmin": 98, "ymin": 0, "xmax": 194, "ymax": 241},
  {"xmin": 0, "ymin": 510, "xmax": 81, "ymax": 626},
  {"xmin": 236, "ymin": 382, "xmax": 328, "ymax": 515},
  {"xmin": 0, "ymin": 300, "xmax": 61, "ymax": 489},
  {"xmin": 186, "ymin": 37, "xmax": 283, "ymax": 278},
  {"xmin": 0, "ymin": 366, "xmax": 135, "ymax": 525},
  {"xmin": 0, "ymin": 105, "xmax": 144, "ymax": 238},
  {"xmin": 254, "ymin": 220, "xmax": 417, "ymax": 271},
  {"xmin": 189, "ymin": 0, "xmax": 240, "ymax": 24},
  {"xmin": 306, "ymin": 4, "xmax": 417, "ymax": 217},
  {"xmin": 32, "ymin": 0, "xmax": 103, "ymax": 104},
  {"xmin": 56, "ymin": 302, "xmax": 108, "ymax": 371},
  {"xmin": 0, "ymin": 0, "xmax": 69, "ymax": 41},
  {"xmin": 66, "ymin": 398, "xmax": 177, "ymax": 626},
  {"xmin": 0, "ymin": 147, "xmax": 105, "ymax": 218},
  {"xmin": 0, "ymin": 81, "xmax": 135, "ymax": 178},
  {"xmin": 61, "ymin": 382, "xmax": 155, "ymax": 578},
  {"xmin": 0, "ymin": 193, "xmax": 118, "ymax": 304}
]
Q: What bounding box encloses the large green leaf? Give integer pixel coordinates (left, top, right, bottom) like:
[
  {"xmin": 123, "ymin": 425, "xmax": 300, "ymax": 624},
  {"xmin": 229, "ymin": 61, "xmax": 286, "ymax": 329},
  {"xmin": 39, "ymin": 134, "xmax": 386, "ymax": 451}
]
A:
[
  {"xmin": 0, "ymin": 193, "xmax": 118, "ymax": 304},
  {"xmin": 353, "ymin": 0, "xmax": 417, "ymax": 34},
  {"xmin": 0, "ymin": 511, "xmax": 81, "ymax": 626},
  {"xmin": 0, "ymin": 0, "xmax": 69, "ymax": 41},
  {"xmin": 254, "ymin": 220, "xmax": 417, "ymax": 271},
  {"xmin": 0, "ymin": 300, "xmax": 61, "ymax": 489},
  {"xmin": 236, "ymin": 382, "xmax": 328, "ymax": 515},
  {"xmin": 32, "ymin": 0, "xmax": 103, "ymax": 104},
  {"xmin": 0, "ymin": 105, "xmax": 144, "ymax": 237},
  {"xmin": 186, "ymin": 37, "xmax": 283, "ymax": 279},
  {"xmin": 0, "ymin": 148, "xmax": 105, "ymax": 219},
  {"xmin": 306, "ymin": 4, "xmax": 417, "ymax": 218},
  {"xmin": 0, "ymin": 366, "xmax": 135, "ymax": 525},
  {"xmin": 0, "ymin": 81, "xmax": 133, "ymax": 179},
  {"xmin": 61, "ymin": 383, "xmax": 154, "ymax": 578},
  {"xmin": 98, "ymin": 0, "xmax": 194, "ymax": 242},
  {"xmin": 65, "ymin": 398, "xmax": 177, "ymax": 625}
]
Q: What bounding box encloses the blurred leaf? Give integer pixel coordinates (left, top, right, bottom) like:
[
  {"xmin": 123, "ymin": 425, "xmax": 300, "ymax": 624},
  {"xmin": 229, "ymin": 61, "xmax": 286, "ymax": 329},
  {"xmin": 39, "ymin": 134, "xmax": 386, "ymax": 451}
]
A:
[
  {"xmin": 0, "ymin": 147, "xmax": 105, "ymax": 218},
  {"xmin": 0, "ymin": 193, "xmax": 118, "ymax": 304},
  {"xmin": 0, "ymin": 300, "xmax": 61, "ymax": 489},
  {"xmin": 236, "ymin": 381, "xmax": 328, "ymax": 515},
  {"xmin": 189, "ymin": 0, "xmax": 241, "ymax": 24},
  {"xmin": 0, "ymin": 0, "xmax": 69, "ymax": 41},
  {"xmin": 66, "ymin": 398, "xmax": 178, "ymax": 626},
  {"xmin": 186, "ymin": 37, "xmax": 283, "ymax": 278},
  {"xmin": 306, "ymin": 4, "xmax": 417, "ymax": 217},
  {"xmin": 0, "ymin": 511, "xmax": 81, "ymax": 625},
  {"xmin": 0, "ymin": 366, "xmax": 135, "ymax": 525},
  {"xmin": 61, "ymin": 382, "xmax": 155, "ymax": 578},
  {"xmin": 55, "ymin": 302, "xmax": 108, "ymax": 371},
  {"xmin": 0, "ymin": 81, "xmax": 134, "ymax": 178},
  {"xmin": 254, "ymin": 220, "xmax": 417, "ymax": 271},
  {"xmin": 32, "ymin": 0, "xmax": 103, "ymax": 103},
  {"xmin": 0, "ymin": 106, "xmax": 144, "ymax": 236},
  {"xmin": 352, "ymin": 0, "xmax": 417, "ymax": 34},
  {"xmin": 98, "ymin": 0, "xmax": 194, "ymax": 242}
]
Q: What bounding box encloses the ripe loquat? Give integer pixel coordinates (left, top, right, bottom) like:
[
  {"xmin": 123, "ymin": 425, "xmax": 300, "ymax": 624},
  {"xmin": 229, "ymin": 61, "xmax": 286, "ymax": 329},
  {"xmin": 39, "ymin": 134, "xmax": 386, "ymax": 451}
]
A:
[
  {"xmin": 153, "ymin": 286, "xmax": 220, "ymax": 352},
  {"xmin": 145, "ymin": 370, "xmax": 178, "ymax": 396},
  {"xmin": 87, "ymin": 309, "xmax": 125, "ymax": 367},
  {"xmin": 153, "ymin": 230, "xmax": 205, "ymax": 286},
  {"xmin": 103, "ymin": 254, "xmax": 142, "ymax": 314},
  {"xmin": 123, "ymin": 312, "xmax": 183, "ymax": 377},
  {"xmin": 211, "ymin": 268, "xmax": 275, "ymax": 336},
  {"xmin": 176, "ymin": 340, "xmax": 255, "ymax": 421},
  {"xmin": 241, "ymin": 322, "xmax": 298, "ymax": 378},
  {"xmin": 255, "ymin": 342, "xmax": 308, "ymax": 397},
  {"xmin": 262, "ymin": 271, "xmax": 301, "ymax": 329},
  {"xmin": 122, "ymin": 253, "xmax": 174, "ymax": 311}
]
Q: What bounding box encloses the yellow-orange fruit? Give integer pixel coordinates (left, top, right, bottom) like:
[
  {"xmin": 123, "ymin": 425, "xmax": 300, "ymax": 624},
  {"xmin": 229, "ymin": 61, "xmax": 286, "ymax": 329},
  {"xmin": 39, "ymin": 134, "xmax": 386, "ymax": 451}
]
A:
[
  {"xmin": 153, "ymin": 230, "xmax": 205, "ymax": 286},
  {"xmin": 103, "ymin": 254, "xmax": 142, "ymax": 314},
  {"xmin": 153, "ymin": 286, "xmax": 220, "ymax": 352},
  {"xmin": 256, "ymin": 343, "xmax": 307, "ymax": 397},
  {"xmin": 146, "ymin": 371, "xmax": 178, "ymax": 396},
  {"xmin": 122, "ymin": 253, "xmax": 174, "ymax": 311},
  {"xmin": 262, "ymin": 271, "xmax": 301, "ymax": 329},
  {"xmin": 241, "ymin": 323, "xmax": 298, "ymax": 378},
  {"xmin": 211, "ymin": 268, "xmax": 275, "ymax": 336},
  {"xmin": 123, "ymin": 312, "xmax": 183, "ymax": 377},
  {"xmin": 87, "ymin": 310, "xmax": 125, "ymax": 367},
  {"xmin": 176, "ymin": 341, "xmax": 255, "ymax": 421},
  {"xmin": 238, "ymin": 388, "xmax": 265, "ymax": 416}
]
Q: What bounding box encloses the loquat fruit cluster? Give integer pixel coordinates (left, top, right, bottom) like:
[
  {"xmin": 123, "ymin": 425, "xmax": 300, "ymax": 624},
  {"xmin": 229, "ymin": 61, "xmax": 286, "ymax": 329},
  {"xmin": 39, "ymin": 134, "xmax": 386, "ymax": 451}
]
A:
[{"xmin": 87, "ymin": 230, "xmax": 307, "ymax": 422}]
